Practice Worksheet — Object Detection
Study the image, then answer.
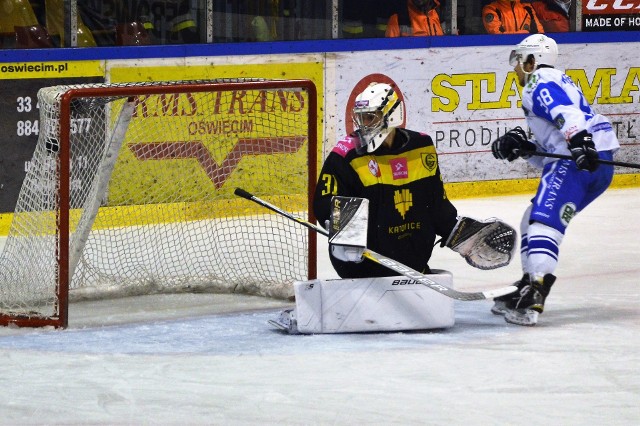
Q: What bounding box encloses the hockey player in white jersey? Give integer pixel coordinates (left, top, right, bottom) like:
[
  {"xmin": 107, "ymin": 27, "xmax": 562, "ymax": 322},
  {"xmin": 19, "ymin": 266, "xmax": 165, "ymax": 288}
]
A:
[{"xmin": 490, "ymin": 34, "xmax": 620, "ymax": 326}]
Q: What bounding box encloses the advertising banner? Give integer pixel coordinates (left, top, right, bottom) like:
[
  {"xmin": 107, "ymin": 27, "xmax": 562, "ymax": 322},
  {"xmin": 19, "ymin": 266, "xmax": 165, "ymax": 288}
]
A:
[
  {"xmin": 330, "ymin": 43, "xmax": 640, "ymax": 185},
  {"xmin": 0, "ymin": 41, "xmax": 638, "ymax": 218},
  {"xmin": 107, "ymin": 56, "xmax": 324, "ymax": 206},
  {"xmin": 582, "ymin": 0, "xmax": 640, "ymax": 31},
  {"xmin": 0, "ymin": 61, "xmax": 104, "ymax": 213}
]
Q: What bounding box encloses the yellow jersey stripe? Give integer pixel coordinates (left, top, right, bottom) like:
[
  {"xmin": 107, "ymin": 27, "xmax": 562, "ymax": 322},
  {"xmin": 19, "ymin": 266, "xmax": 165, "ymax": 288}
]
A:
[{"xmin": 351, "ymin": 145, "xmax": 438, "ymax": 187}]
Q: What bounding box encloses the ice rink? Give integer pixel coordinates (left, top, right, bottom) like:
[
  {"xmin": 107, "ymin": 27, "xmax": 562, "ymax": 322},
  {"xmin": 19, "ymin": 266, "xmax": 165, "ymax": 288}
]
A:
[{"xmin": 0, "ymin": 187, "xmax": 638, "ymax": 425}]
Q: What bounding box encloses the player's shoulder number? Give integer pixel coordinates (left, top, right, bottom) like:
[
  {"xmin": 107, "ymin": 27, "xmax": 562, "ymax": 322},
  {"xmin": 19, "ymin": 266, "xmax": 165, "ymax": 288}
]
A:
[{"xmin": 320, "ymin": 173, "xmax": 338, "ymax": 196}]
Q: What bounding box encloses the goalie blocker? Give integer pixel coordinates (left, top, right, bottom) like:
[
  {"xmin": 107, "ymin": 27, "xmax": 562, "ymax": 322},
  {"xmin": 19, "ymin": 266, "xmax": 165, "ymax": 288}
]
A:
[{"xmin": 328, "ymin": 196, "xmax": 368, "ymax": 262}]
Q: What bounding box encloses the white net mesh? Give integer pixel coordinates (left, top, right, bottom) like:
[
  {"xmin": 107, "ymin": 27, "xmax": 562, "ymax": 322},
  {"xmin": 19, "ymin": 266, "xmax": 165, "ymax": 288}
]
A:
[{"xmin": 0, "ymin": 79, "xmax": 316, "ymax": 324}]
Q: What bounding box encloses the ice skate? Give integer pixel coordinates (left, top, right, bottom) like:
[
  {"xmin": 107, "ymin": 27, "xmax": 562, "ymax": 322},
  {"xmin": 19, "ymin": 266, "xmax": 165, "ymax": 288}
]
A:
[
  {"xmin": 268, "ymin": 308, "xmax": 299, "ymax": 334},
  {"xmin": 491, "ymin": 274, "xmax": 530, "ymax": 315},
  {"xmin": 504, "ymin": 274, "xmax": 556, "ymax": 326}
]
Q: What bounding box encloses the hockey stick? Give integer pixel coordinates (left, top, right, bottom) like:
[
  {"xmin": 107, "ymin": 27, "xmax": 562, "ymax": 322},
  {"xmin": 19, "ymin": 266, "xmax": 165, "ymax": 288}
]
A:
[
  {"xmin": 520, "ymin": 150, "xmax": 640, "ymax": 169},
  {"xmin": 234, "ymin": 188, "xmax": 517, "ymax": 301}
]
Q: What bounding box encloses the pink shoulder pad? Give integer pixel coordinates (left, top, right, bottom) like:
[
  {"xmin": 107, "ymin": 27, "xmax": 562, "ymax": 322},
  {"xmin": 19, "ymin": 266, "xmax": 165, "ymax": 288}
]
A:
[{"xmin": 332, "ymin": 135, "xmax": 358, "ymax": 157}]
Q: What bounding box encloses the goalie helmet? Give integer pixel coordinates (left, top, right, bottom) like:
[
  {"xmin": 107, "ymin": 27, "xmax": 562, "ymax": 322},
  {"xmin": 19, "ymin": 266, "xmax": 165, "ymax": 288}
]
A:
[
  {"xmin": 352, "ymin": 83, "xmax": 404, "ymax": 153},
  {"xmin": 509, "ymin": 34, "xmax": 558, "ymax": 68}
]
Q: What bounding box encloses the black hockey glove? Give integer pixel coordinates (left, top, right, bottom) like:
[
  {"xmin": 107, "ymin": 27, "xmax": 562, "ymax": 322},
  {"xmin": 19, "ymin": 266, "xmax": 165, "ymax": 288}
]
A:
[
  {"xmin": 569, "ymin": 130, "xmax": 599, "ymax": 172},
  {"xmin": 491, "ymin": 127, "xmax": 536, "ymax": 162}
]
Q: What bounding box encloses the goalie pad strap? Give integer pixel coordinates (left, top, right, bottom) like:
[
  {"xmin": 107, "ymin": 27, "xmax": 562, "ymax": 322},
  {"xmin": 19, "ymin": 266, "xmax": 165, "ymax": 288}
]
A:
[{"xmin": 445, "ymin": 216, "xmax": 517, "ymax": 270}]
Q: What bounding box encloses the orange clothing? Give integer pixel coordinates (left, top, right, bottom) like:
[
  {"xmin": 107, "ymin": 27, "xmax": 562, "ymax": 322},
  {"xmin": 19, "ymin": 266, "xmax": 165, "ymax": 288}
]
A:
[
  {"xmin": 482, "ymin": 0, "xmax": 544, "ymax": 34},
  {"xmin": 531, "ymin": 1, "xmax": 569, "ymax": 33},
  {"xmin": 386, "ymin": 0, "xmax": 443, "ymax": 37}
]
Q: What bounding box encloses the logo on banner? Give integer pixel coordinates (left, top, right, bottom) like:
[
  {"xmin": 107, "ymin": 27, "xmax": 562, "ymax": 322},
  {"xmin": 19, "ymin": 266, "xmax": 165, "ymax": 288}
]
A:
[
  {"xmin": 127, "ymin": 90, "xmax": 307, "ymax": 189},
  {"xmin": 584, "ymin": 0, "xmax": 640, "ymax": 14}
]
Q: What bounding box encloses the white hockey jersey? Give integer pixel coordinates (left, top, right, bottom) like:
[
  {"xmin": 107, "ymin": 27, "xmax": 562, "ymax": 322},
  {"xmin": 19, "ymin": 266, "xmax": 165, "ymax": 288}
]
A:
[{"xmin": 521, "ymin": 67, "xmax": 620, "ymax": 168}]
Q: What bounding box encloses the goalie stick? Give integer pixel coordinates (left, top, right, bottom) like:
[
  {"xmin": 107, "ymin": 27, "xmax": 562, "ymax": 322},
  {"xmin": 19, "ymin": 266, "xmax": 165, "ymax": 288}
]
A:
[
  {"xmin": 234, "ymin": 188, "xmax": 517, "ymax": 301},
  {"xmin": 519, "ymin": 150, "xmax": 640, "ymax": 170}
]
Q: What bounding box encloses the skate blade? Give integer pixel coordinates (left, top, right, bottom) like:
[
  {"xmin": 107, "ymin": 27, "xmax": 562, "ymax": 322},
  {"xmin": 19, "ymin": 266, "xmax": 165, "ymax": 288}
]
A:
[
  {"xmin": 268, "ymin": 319, "xmax": 300, "ymax": 334},
  {"xmin": 490, "ymin": 301, "xmax": 508, "ymax": 316},
  {"xmin": 268, "ymin": 319, "xmax": 289, "ymax": 331},
  {"xmin": 505, "ymin": 309, "xmax": 539, "ymax": 326},
  {"xmin": 491, "ymin": 306, "xmax": 507, "ymax": 316}
]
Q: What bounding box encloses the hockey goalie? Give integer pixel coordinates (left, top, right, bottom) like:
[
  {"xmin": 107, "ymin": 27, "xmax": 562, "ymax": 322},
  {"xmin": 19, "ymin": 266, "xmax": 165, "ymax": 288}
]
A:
[
  {"xmin": 271, "ymin": 196, "xmax": 516, "ymax": 334},
  {"xmin": 270, "ymin": 82, "xmax": 516, "ymax": 334}
]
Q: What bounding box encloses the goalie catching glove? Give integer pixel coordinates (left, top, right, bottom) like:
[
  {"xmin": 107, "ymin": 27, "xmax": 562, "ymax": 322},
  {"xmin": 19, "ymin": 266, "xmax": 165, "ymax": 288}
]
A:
[
  {"xmin": 443, "ymin": 216, "xmax": 517, "ymax": 270},
  {"xmin": 328, "ymin": 196, "xmax": 369, "ymax": 263}
]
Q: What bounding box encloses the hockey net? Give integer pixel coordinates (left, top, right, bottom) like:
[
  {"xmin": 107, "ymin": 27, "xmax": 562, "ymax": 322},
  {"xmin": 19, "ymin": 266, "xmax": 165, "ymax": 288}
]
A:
[{"xmin": 0, "ymin": 78, "xmax": 318, "ymax": 328}]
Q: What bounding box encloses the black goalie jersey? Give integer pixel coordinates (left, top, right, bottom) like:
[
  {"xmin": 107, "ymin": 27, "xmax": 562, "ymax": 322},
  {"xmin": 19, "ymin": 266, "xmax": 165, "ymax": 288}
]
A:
[{"xmin": 313, "ymin": 128, "xmax": 458, "ymax": 278}]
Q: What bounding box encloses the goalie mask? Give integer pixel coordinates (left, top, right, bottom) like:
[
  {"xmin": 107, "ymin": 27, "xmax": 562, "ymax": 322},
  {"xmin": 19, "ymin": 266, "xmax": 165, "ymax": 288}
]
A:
[
  {"xmin": 352, "ymin": 83, "xmax": 404, "ymax": 153},
  {"xmin": 509, "ymin": 34, "xmax": 558, "ymax": 83}
]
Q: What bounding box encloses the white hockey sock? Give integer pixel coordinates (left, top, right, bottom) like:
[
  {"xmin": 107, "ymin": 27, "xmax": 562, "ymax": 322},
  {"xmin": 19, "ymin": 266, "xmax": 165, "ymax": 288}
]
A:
[
  {"xmin": 525, "ymin": 222, "xmax": 564, "ymax": 276},
  {"xmin": 519, "ymin": 205, "xmax": 533, "ymax": 272}
]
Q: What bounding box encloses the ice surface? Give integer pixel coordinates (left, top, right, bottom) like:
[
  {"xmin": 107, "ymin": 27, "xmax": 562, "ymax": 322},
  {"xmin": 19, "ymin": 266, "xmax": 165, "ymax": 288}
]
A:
[{"xmin": 0, "ymin": 189, "xmax": 638, "ymax": 424}]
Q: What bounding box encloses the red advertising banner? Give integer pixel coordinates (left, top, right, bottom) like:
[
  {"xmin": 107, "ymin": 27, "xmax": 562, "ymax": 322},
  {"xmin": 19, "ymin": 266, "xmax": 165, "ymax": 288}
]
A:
[
  {"xmin": 583, "ymin": 0, "xmax": 640, "ymax": 15},
  {"xmin": 583, "ymin": 0, "xmax": 640, "ymax": 30}
]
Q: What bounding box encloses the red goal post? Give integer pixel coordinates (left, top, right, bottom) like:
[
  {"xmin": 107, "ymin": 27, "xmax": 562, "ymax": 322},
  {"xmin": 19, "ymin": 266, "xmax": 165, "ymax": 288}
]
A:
[{"xmin": 0, "ymin": 78, "xmax": 318, "ymax": 329}]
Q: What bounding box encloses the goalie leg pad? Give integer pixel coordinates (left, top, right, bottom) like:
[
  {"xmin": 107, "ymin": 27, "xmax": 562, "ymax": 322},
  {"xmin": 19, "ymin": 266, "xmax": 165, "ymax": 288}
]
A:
[
  {"xmin": 445, "ymin": 216, "xmax": 517, "ymax": 270},
  {"xmin": 280, "ymin": 272, "xmax": 455, "ymax": 334}
]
